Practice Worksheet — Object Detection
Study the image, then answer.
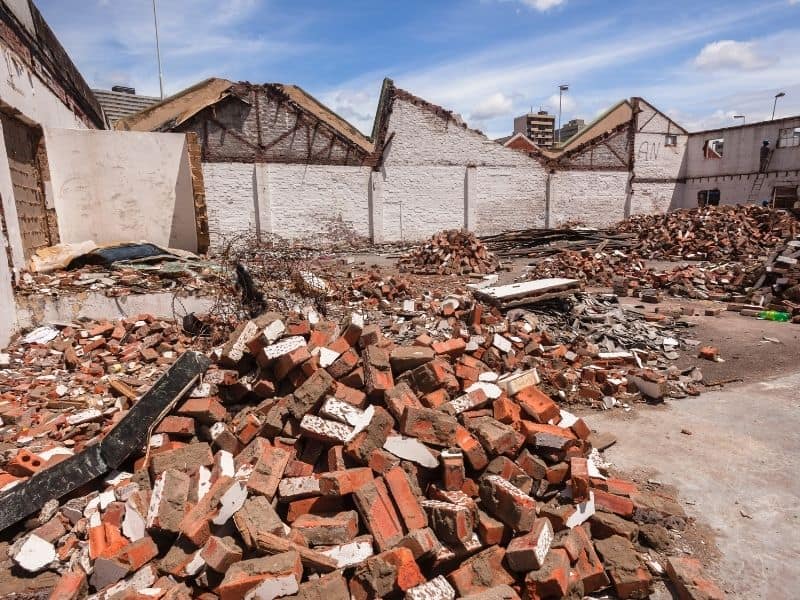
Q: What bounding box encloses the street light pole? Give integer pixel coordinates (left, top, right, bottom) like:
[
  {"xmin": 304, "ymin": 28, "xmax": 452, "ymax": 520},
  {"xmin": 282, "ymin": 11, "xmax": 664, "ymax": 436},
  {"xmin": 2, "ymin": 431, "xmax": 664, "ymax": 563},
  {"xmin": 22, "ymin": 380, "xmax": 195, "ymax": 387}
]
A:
[
  {"xmin": 772, "ymin": 92, "xmax": 785, "ymax": 120},
  {"xmin": 152, "ymin": 0, "xmax": 165, "ymax": 100},
  {"xmin": 557, "ymin": 84, "xmax": 569, "ymax": 145}
]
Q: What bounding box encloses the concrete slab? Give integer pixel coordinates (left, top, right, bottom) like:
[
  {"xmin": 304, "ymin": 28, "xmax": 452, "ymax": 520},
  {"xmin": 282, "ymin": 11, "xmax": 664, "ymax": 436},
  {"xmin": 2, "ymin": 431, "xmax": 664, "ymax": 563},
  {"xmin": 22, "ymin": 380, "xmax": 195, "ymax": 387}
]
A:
[{"xmin": 586, "ymin": 372, "xmax": 800, "ymax": 599}]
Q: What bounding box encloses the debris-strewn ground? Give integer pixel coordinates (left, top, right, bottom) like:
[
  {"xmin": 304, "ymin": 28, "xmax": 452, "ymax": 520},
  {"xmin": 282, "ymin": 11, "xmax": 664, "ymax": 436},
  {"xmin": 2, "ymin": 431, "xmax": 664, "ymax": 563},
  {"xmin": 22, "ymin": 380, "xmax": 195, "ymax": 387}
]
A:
[{"xmin": 3, "ymin": 205, "xmax": 799, "ymax": 600}]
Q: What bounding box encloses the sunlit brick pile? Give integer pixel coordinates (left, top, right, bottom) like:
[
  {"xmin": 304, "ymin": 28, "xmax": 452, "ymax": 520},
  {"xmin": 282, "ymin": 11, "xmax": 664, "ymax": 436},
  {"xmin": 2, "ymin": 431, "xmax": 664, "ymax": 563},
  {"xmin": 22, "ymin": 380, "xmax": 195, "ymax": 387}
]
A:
[{"xmin": 0, "ymin": 302, "xmax": 722, "ymax": 600}]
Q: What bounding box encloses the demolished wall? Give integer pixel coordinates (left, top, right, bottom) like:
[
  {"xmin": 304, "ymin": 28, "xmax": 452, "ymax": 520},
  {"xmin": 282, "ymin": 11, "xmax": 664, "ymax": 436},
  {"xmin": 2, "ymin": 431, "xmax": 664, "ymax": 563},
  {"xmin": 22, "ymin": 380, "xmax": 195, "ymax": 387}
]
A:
[{"xmin": 42, "ymin": 129, "xmax": 200, "ymax": 252}]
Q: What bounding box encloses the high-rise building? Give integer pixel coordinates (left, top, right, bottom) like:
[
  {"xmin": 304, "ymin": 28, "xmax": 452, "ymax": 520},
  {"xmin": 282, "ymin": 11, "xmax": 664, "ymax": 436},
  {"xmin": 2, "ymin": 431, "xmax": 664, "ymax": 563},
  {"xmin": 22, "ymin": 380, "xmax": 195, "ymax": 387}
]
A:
[
  {"xmin": 556, "ymin": 118, "xmax": 586, "ymax": 144},
  {"xmin": 513, "ymin": 111, "xmax": 555, "ymax": 147}
]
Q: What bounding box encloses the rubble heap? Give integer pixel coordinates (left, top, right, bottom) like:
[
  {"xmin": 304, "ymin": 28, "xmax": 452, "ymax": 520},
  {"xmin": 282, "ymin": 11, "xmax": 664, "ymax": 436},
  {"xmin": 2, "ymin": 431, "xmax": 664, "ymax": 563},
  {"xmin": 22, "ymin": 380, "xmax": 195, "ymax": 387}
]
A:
[
  {"xmin": 399, "ymin": 230, "xmax": 500, "ymax": 275},
  {"xmin": 0, "ymin": 299, "xmax": 720, "ymax": 600},
  {"xmin": 613, "ymin": 205, "xmax": 797, "ymax": 261},
  {"xmin": 746, "ymin": 235, "xmax": 800, "ymax": 319}
]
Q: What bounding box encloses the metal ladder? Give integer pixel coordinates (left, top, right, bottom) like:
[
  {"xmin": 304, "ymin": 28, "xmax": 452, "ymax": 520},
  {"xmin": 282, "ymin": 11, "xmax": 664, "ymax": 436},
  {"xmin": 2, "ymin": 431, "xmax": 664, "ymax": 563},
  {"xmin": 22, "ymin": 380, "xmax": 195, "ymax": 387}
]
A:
[{"xmin": 747, "ymin": 149, "xmax": 775, "ymax": 204}]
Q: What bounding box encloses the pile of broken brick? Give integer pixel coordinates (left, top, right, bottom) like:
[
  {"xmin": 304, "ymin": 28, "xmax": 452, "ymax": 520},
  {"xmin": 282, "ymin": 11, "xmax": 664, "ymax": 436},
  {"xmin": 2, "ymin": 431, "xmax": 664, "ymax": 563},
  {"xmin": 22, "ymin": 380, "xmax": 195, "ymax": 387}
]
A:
[
  {"xmin": 612, "ymin": 205, "xmax": 797, "ymax": 262},
  {"xmin": 399, "ymin": 230, "xmax": 500, "ymax": 276},
  {"xmin": 0, "ymin": 300, "xmax": 723, "ymax": 600}
]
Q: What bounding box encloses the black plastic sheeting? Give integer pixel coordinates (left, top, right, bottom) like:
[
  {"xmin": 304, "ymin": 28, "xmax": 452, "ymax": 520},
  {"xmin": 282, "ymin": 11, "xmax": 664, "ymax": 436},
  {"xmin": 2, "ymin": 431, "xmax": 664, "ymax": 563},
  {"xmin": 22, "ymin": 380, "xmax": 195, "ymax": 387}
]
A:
[
  {"xmin": 0, "ymin": 351, "xmax": 211, "ymax": 533},
  {"xmin": 67, "ymin": 243, "xmax": 172, "ymax": 270}
]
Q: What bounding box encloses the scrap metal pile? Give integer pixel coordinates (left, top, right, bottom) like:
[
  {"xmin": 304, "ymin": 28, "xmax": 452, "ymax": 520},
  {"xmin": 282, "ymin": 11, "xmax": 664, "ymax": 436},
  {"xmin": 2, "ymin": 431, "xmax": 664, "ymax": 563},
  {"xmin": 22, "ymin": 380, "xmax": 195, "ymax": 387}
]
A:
[
  {"xmin": 0, "ymin": 288, "xmax": 721, "ymax": 600},
  {"xmin": 399, "ymin": 230, "xmax": 500, "ymax": 275}
]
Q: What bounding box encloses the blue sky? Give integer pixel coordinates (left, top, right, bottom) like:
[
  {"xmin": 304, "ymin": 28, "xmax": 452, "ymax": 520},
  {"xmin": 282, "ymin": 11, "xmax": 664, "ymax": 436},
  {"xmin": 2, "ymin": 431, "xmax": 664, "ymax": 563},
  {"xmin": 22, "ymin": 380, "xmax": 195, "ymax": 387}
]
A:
[{"xmin": 38, "ymin": 0, "xmax": 800, "ymax": 138}]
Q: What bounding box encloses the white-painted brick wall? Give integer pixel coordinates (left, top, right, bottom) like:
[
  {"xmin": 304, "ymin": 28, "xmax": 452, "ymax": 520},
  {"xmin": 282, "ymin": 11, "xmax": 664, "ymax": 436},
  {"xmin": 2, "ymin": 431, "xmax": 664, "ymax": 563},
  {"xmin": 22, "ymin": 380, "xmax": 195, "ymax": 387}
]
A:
[
  {"xmin": 203, "ymin": 162, "xmax": 256, "ymax": 248},
  {"xmin": 550, "ymin": 171, "xmax": 629, "ymax": 227},
  {"xmin": 475, "ymin": 167, "xmax": 546, "ymax": 235},
  {"xmin": 266, "ymin": 164, "xmax": 371, "ymax": 238},
  {"xmin": 384, "ymin": 99, "xmax": 540, "ymax": 168},
  {"xmin": 382, "ymin": 166, "xmax": 466, "ymax": 241},
  {"xmin": 631, "ymin": 182, "xmax": 682, "ymax": 214}
]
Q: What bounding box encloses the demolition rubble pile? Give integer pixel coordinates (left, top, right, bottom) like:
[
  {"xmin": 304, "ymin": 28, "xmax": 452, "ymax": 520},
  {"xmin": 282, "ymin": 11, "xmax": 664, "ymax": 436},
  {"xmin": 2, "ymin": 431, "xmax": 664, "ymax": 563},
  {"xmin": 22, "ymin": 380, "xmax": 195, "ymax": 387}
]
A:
[
  {"xmin": 399, "ymin": 230, "xmax": 500, "ymax": 275},
  {"xmin": 526, "ymin": 251, "xmax": 752, "ymax": 302},
  {"xmin": 613, "ymin": 205, "xmax": 797, "ymax": 261},
  {"xmin": 0, "ymin": 295, "xmax": 722, "ymax": 600}
]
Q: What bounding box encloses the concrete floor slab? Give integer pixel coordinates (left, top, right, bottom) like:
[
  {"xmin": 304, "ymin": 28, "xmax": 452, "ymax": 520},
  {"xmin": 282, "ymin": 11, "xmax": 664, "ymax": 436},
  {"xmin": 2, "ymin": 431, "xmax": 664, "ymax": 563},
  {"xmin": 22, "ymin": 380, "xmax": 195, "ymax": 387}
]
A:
[{"xmin": 586, "ymin": 373, "xmax": 800, "ymax": 599}]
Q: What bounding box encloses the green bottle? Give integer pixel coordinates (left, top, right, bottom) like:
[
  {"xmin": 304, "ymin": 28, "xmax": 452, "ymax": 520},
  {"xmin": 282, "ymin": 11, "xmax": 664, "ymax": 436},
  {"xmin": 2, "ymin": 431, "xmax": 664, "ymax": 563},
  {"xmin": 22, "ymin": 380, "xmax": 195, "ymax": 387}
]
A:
[{"xmin": 758, "ymin": 310, "xmax": 790, "ymax": 322}]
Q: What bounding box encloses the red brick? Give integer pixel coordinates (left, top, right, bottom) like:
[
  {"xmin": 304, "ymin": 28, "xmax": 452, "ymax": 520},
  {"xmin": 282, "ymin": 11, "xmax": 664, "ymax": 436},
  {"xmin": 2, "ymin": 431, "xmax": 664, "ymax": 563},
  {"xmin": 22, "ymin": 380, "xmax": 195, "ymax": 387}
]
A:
[
  {"xmin": 447, "ymin": 546, "xmax": 515, "ymax": 597},
  {"xmin": 441, "ymin": 449, "xmax": 466, "ymax": 491},
  {"xmin": 202, "ymin": 535, "xmax": 243, "ymax": 572},
  {"xmin": 525, "ymin": 547, "xmax": 570, "ymax": 600},
  {"xmin": 515, "ymin": 386, "xmax": 560, "ymax": 423},
  {"xmin": 384, "ymin": 382, "xmax": 423, "ymax": 421},
  {"xmin": 177, "ymin": 397, "xmax": 227, "ymax": 424},
  {"xmin": 292, "ymin": 511, "xmax": 359, "ymax": 546},
  {"xmin": 570, "ymin": 457, "xmax": 590, "ymax": 503},
  {"xmin": 384, "ymin": 466, "xmax": 428, "ymax": 531},
  {"xmin": 49, "ymin": 571, "xmax": 87, "ymax": 600},
  {"xmin": 455, "ymin": 425, "xmax": 489, "ymax": 470},
  {"xmin": 274, "ymin": 346, "xmax": 312, "ymax": 380},
  {"xmin": 666, "ymin": 556, "xmax": 725, "ymax": 600},
  {"xmin": 155, "ymin": 415, "xmax": 196, "ymax": 437},
  {"xmin": 594, "ymin": 535, "xmax": 653, "ymax": 599},
  {"xmin": 400, "ymin": 407, "xmax": 458, "ymax": 446},
  {"xmin": 477, "ymin": 509, "xmax": 506, "ymax": 546},
  {"xmin": 594, "ymin": 489, "xmax": 635, "ymax": 518},
  {"xmin": 506, "ymin": 518, "xmax": 554, "ymax": 572},
  {"xmin": 352, "ymin": 478, "xmax": 404, "ymax": 551},
  {"xmin": 286, "ymin": 497, "xmax": 345, "ymax": 523},
  {"xmin": 318, "ymin": 468, "xmax": 374, "ymax": 496},
  {"xmin": 479, "ymin": 475, "xmax": 538, "ymax": 532}
]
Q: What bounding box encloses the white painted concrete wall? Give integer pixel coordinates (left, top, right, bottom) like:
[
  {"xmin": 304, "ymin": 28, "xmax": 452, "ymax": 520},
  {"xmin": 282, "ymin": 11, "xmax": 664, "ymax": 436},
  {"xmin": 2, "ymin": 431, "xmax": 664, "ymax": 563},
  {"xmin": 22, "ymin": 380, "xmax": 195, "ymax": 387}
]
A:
[
  {"xmin": 0, "ymin": 40, "xmax": 87, "ymax": 131},
  {"xmin": 43, "ymin": 129, "xmax": 198, "ymax": 251},
  {"xmin": 681, "ymin": 173, "xmax": 800, "ymax": 208},
  {"xmin": 550, "ymin": 170, "xmax": 629, "ymax": 227}
]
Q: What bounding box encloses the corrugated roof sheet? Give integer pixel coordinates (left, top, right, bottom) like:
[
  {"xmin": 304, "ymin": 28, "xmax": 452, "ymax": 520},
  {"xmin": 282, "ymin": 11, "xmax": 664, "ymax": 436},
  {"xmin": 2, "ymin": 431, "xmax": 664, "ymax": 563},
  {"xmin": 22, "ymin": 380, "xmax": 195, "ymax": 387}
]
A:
[{"xmin": 92, "ymin": 89, "xmax": 160, "ymax": 124}]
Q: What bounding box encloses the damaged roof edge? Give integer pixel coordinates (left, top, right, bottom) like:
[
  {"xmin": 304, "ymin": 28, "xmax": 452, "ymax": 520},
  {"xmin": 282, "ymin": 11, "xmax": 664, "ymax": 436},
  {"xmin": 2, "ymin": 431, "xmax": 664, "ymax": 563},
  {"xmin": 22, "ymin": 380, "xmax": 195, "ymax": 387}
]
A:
[{"xmin": 114, "ymin": 78, "xmax": 236, "ymax": 132}]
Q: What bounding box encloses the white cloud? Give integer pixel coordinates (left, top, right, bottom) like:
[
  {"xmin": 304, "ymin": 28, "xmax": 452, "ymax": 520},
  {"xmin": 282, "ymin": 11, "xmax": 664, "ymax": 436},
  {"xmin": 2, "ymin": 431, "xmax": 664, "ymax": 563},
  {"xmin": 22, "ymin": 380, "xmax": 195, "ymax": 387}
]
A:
[
  {"xmin": 470, "ymin": 92, "xmax": 514, "ymax": 120},
  {"xmin": 486, "ymin": 0, "xmax": 566, "ymax": 12},
  {"xmin": 40, "ymin": 0, "xmax": 317, "ymax": 97},
  {"xmin": 520, "ymin": 0, "xmax": 566, "ymax": 11},
  {"xmin": 694, "ymin": 40, "xmax": 775, "ymax": 72},
  {"xmin": 322, "ymin": 88, "xmax": 380, "ymax": 134},
  {"xmin": 547, "ymin": 92, "xmax": 576, "ymax": 114}
]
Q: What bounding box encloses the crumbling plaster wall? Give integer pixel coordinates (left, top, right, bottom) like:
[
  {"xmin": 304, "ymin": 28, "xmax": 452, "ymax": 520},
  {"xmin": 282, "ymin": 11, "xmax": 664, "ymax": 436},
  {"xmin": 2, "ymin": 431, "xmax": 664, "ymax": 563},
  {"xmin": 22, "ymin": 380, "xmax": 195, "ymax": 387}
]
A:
[
  {"xmin": 43, "ymin": 129, "xmax": 198, "ymax": 251},
  {"xmin": 0, "ymin": 33, "xmax": 94, "ymax": 347},
  {"xmin": 380, "ymin": 98, "xmax": 547, "ymax": 241}
]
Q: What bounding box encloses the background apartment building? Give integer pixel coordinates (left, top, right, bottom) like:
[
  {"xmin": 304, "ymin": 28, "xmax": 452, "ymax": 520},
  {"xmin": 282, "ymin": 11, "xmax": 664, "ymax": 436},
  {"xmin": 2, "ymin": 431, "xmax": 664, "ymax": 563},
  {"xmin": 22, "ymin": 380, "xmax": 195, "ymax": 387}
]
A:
[
  {"xmin": 513, "ymin": 111, "xmax": 555, "ymax": 147},
  {"xmin": 556, "ymin": 118, "xmax": 586, "ymax": 144}
]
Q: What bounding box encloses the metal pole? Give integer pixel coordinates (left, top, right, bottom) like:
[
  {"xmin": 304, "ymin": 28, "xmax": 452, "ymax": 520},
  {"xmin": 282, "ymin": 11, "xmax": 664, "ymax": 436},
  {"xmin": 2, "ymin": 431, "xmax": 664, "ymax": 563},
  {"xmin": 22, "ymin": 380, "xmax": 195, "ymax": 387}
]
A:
[
  {"xmin": 772, "ymin": 97, "xmax": 777, "ymax": 120},
  {"xmin": 152, "ymin": 0, "xmax": 165, "ymax": 99},
  {"xmin": 558, "ymin": 88, "xmax": 562, "ymax": 145}
]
